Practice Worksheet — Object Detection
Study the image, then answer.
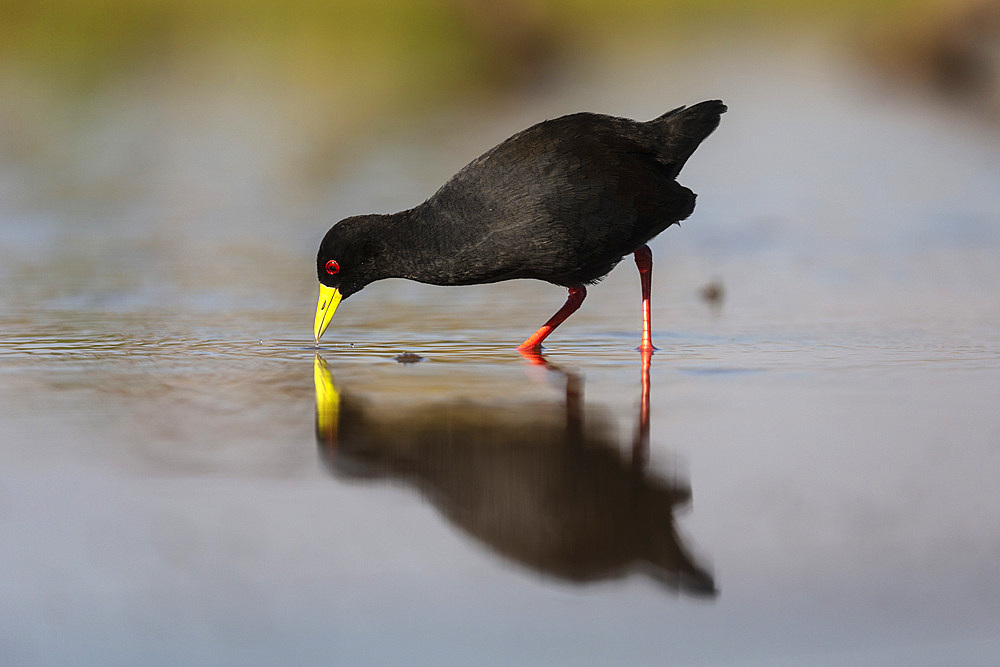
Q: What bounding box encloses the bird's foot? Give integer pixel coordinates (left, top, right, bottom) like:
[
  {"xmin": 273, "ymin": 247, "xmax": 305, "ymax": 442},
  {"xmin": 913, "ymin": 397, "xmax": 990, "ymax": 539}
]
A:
[{"xmin": 517, "ymin": 345, "xmax": 548, "ymax": 365}]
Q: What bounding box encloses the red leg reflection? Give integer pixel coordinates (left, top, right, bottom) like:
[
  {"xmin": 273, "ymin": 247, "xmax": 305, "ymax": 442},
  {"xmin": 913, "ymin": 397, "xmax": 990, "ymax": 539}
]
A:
[
  {"xmin": 520, "ymin": 341, "xmax": 651, "ymax": 469},
  {"xmin": 633, "ymin": 345, "xmax": 652, "ymax": 468},
  {"xmin": 518, "ymin": 349, "xmax": 549, "ymax": 366},
  {"xmin": 633, "ymin": 244, "xmax": 657, "ymax": 353},
  {"xmin": 517, "ymin": 285, "xmax": 587, "ymax": 352}
]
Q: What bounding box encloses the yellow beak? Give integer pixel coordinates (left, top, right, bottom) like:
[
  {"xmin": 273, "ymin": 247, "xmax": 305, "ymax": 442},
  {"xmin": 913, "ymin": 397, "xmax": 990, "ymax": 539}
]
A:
[{"xmin": 314, "ymin": 283, "xmax": 342, "ymax": 343}]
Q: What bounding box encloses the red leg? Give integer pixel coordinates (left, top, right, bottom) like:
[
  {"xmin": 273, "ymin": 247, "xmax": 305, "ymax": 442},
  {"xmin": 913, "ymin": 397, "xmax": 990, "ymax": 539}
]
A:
[
  {"xmin": 517, "ymin": 286, "xmax": 587, "ymax": 352},
  {"xmin": 633, "ymin": 244, "xmax": 657, "ymax": 352}
]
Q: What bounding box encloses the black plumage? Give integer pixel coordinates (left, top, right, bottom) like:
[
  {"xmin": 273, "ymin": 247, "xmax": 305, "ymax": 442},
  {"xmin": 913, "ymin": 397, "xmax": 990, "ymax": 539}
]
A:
[{"xmin": 314, "ymin": 100, "xmax": 726, "ymax": 350}]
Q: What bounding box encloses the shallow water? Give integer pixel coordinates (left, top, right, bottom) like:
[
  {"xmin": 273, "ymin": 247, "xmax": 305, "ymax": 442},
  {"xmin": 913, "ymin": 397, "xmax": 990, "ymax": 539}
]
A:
[{"xmin": 3, "ymin": 41, "xmax": 1000, "ymax": 664}]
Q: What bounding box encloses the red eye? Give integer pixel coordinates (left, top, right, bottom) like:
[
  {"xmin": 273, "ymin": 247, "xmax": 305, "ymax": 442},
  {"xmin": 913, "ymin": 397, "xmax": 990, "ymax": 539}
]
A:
[{"xmin": 325, "ymin": 260, "xmax": 340, "ymax": 275}]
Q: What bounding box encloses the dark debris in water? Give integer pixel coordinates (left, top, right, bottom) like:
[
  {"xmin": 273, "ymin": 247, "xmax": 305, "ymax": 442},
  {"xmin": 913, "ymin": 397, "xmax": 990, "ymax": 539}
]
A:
[
  {"xmin": 699, "ymin": 280, "xmax": 725, "ymax": 305},
  {"xmin": 394, "ymin": 352, "xmax": 424, "ymax": 364}
]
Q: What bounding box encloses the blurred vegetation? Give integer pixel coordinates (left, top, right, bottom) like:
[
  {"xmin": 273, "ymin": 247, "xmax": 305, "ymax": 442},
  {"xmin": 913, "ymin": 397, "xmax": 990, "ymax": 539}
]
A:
[
  {"xmin": 863, "ymin": 0, "xmax": 1000, "ymax": 116},
  {"xmin": 5, "ymin": 0, "xmax": 993, "ymax": 202},
  {"xmin": 2, "ymin": 0, "xmax": 946, "ymax": 98}
]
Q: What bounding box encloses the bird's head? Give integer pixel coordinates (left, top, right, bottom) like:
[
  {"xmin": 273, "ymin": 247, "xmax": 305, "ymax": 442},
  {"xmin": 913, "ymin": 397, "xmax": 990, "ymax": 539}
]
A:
[{"xmin": 314, "ymin": 215, "xmax": 386, "ymax": 344}]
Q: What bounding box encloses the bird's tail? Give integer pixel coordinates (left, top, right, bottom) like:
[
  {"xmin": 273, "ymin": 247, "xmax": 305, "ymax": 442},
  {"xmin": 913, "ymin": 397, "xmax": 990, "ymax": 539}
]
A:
[{"xmin": 649, "ymin": 100, "xmax": 726, "ymax": 178}]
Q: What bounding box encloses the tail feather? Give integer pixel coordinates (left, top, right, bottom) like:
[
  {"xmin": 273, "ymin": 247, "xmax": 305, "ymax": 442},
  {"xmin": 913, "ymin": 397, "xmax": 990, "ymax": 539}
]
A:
[{"xmin": 649, "ymin": 100, "xmax": 726, "ymax": 178}]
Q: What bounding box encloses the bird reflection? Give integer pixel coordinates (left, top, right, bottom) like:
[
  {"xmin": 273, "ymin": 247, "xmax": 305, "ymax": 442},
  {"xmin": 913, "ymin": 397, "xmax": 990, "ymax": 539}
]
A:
[{"xmin": 314, "ymin": 351, "xmax": 715, "ymax": 597}]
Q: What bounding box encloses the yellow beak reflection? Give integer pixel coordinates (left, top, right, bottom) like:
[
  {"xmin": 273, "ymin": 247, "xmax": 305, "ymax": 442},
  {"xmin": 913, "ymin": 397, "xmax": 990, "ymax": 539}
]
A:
[
  {"xmin": 313, "ymin": 283, "xmax": 342, "ymax": 343},
  {"xmin": 314, "ymin": 354, "xmax": 340, "ymax": 445}
]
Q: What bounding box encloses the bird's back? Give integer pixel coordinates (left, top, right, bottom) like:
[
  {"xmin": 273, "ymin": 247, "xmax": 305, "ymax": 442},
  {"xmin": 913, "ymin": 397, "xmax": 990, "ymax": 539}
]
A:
[{"xmin": 406, "ymin": 101, "xmax": 726, "ymax": 287}]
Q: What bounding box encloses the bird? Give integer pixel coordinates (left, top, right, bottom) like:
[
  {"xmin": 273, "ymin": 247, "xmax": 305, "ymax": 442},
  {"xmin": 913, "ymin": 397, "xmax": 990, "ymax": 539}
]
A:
[{"xmin": 314, "ymin": 100, "xmax": 726, "ymax": 352}]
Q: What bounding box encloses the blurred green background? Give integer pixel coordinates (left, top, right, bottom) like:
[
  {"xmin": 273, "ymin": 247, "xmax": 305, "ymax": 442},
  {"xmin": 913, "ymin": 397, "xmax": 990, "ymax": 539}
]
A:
[
  {"xmin": 6, "ymin": 0, "xmax": 998, "ymax": 214},
  {"xmin": 1, "ymin": 0, "xmax": 932, "ymax": 96},
  {"xmin": 4, "ymin": 0, "xmax": 991, "ymax": 164}
]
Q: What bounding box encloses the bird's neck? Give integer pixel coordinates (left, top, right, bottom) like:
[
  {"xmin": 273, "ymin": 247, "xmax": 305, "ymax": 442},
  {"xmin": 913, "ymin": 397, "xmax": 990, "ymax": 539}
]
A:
[{"xmin": 369, "ymin": 204, "xmax": 465, "ymax": 285}]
